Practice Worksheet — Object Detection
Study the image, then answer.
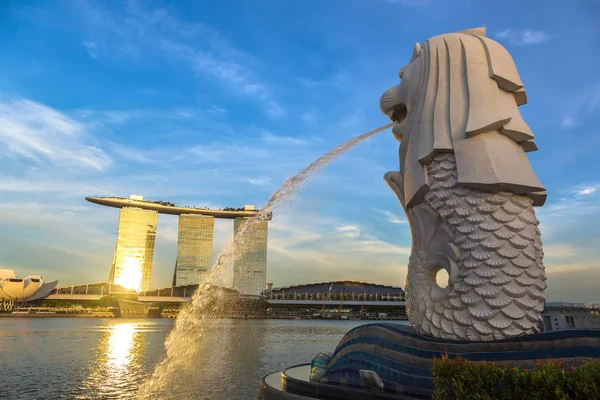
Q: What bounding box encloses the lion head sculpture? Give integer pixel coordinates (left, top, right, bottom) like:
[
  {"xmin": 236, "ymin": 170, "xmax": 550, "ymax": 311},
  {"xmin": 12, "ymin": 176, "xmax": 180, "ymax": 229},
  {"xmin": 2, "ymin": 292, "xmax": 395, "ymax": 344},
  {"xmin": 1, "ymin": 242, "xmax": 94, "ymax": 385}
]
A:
[{"xmin": 380, "ymin": 27, "xmax": 546, "ymax": 209}]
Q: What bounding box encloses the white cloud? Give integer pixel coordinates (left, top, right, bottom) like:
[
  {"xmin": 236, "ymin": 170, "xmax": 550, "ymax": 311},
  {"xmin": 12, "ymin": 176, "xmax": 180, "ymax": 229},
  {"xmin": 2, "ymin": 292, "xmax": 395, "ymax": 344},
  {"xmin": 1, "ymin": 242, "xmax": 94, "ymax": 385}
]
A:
[
  {"xmin": 374, "ymin": 209, "xmax": 407, "ymax": 224},
  {"xmin": 497, "ymin": 29, "xmax": 510, "ymax": 39},
  {"xmin": 0, "ymin": 99, "xmax": 111, "ymax": 170},
  {"xmin": 267, "ymin": 213, "xmax": 410, "ymax": 286},
  {"xmin": 495, "ymin": 29, "xmax": 552, "ymax": 45},
  {"xmin": 566, "ymin": 183, "xmax": 600, "ymax": 198},
  {"xmin": 0, "ymin": 178, "xmax": 86, "ymax": 194},
  {"xmin": 75, "ymin": 2, "xmax": 285, "ymax": 119},
  {"xmin": 544, "ymin": 244, "xmax": 577, "ymax": 259},
  {"xmin": 577, "ymin": 186, "xmax": 597, "ymax": 196},
  {"xmin": 561, "ymin": 116, "xmax": 574, "ymax": 129},
  {"xmin": 518, "ymin": 30, "xmax": 552, "ymax": 45},
  {"xmin": 536, "ymin": 182, "xmax": 600, "ymax": 220},
  {"xmin": 561, "ymin": 84, "xmax": 600, "ymax": 128},
  {"xmin": 301, "ymin": 112, "xmax": 317, "ymax": 125},
  {"xmin": 260, "ymin": 131, "xmax": 309, "ymax": 146},
  {"xmin": 82, "ymin": 40, "xmax": 98, "ymax": 58},
  {"xmin": 265, "ymin": 101, "xmax": 287, "ymax": 118},
  {"xmin": 336, "ymin": 224, "xmax": 360, "ymax": 238},
  {"xmin": 247, "ymin": 177, "xmax": 271, "ymax": 185},
  {"xmin": 158, "ymin": 40, "xmax": 286, "ymax": 118}
]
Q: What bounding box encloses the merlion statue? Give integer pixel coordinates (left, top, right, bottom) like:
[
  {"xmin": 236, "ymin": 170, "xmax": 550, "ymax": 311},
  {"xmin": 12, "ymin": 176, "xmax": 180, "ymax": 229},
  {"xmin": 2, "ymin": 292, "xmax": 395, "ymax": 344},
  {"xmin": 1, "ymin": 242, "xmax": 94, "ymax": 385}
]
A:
[{"xmin": 380, "ymin": 27, "xmax": 547, "ymax": 341}]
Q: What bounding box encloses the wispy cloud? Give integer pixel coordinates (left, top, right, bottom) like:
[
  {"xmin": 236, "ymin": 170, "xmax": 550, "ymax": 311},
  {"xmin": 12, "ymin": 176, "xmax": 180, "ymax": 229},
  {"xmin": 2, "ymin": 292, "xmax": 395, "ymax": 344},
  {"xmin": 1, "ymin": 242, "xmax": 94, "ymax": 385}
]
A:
[
  {"xmin": 538, "ymin": 183, "xmax": 600, "ymax": 219},
  {"xmin": 561, "ymin": 84, "xmax": 600, "ymax": 130},
  {"xmin": 75, "ymin": 1, "xmax": 286, "ymax": 118},
  {"xmin": 374, "ymin": 209, "xmax": 407, "ymax": 224},
  {"xmin": 0, "ymin": 99, "xmax": 110, "ymax": 170},
  {"xmin": 82, "ymin": 40, "xmax": 98, "ymax": 58},
  {"xmin": 561, "ymin": 116, "xmax": 575, "ymax": 129},
  {"xmin": 159, "ymin": 40, "xmax": 287, "ymax": 118},
  {"xmin": 496, "ymin": 29, "xmax": 552, "ymax": 45},
  {"xmin": 267, "ymin": 213, "xmax": 410, "ymax": 285},
  {"xmin": 575, "ymin": 185, "xmax": 598, "ymax": 196},
  {"xmin": 260, "ymin": 130, "xmax": 310, "ymax": 146},
  {"xmin": 301, "ymin": 112, "xmax": 317, "ymax": 125},
  {"xmin": 247, "ymin": 177, "xmax": 271, "ymax": 186},
  {"xmin": 544, "ymin": 244, "xmax": 578, "ymax": 259},
  {"xmin": 109, "ymin": 142, "xmax": 186, "ymax": 165}
]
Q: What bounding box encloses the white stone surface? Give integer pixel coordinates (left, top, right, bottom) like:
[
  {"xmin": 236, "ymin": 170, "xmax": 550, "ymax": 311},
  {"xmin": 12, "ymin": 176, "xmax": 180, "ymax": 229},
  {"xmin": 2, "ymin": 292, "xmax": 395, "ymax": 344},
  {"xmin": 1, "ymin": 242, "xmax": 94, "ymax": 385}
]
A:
[
  {"xmin": 381, "ymin": 28, "xmax": 547, "ymax": 341},
  {"xmin": 0, "ymin": 270, "xmax": 58, "ymax": 302}
]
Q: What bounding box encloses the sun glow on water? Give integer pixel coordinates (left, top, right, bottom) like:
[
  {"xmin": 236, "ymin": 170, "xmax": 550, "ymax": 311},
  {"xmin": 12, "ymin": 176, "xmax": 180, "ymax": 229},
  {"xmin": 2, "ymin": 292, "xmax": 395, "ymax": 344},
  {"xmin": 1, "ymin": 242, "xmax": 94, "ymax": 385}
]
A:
[
  {"xmin": 108, "ymin": 323, "xmax": 135, "ymax": 368},
  {"xmin": 79, "ymin": 322, "xmax": 147, "ymax": 398}
]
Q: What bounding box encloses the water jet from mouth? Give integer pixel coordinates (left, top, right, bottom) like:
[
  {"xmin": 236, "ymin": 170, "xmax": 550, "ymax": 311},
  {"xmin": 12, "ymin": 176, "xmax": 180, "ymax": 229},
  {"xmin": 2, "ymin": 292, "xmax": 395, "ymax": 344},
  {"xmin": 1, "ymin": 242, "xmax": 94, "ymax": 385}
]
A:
[{"xmin": 138, "ymin": 122, "xmax": 392, "ymax": 398}]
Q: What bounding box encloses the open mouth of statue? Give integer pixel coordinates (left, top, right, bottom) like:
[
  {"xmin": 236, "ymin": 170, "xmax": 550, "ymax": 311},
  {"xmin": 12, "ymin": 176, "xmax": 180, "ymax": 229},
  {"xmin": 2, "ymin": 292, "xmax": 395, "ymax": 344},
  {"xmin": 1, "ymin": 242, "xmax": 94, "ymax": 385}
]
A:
[{"xmin": 388, "ymin": 103, "xmax": 407, "ymax": 124}]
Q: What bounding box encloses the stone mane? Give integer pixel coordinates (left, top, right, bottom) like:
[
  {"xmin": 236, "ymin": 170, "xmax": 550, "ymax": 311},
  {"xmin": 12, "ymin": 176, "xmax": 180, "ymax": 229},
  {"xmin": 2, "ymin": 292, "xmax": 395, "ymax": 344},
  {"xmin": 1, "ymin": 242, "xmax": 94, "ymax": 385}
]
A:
[{"xmin": 380, "ymin": 27, "xmax": 546, "ymax": 210}]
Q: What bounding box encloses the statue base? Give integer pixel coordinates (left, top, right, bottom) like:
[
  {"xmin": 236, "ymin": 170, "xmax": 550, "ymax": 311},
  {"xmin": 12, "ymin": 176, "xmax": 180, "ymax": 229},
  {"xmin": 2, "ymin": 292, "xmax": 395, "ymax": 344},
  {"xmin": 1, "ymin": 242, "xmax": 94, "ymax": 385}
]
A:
[{"xmin": 259, "ymin": 323, "xmax": 600, "ymax": 399}]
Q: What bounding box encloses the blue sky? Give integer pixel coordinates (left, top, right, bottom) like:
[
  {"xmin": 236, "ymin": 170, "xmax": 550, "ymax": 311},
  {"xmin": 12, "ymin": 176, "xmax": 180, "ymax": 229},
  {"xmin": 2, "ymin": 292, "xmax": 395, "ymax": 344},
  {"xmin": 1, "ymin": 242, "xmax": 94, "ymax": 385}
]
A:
[{"xmin": 1, "ymin": 0, "xmax": 599, "ymax": 302}]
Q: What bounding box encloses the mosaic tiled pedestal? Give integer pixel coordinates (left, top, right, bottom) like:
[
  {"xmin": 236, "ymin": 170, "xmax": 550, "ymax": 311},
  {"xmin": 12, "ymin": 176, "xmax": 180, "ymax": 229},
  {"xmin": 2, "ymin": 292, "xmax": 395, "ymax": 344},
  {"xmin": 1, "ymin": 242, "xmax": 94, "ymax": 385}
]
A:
[{"xmin": 260, "ymin": 323, "xmax": 600, "ymax": 399}]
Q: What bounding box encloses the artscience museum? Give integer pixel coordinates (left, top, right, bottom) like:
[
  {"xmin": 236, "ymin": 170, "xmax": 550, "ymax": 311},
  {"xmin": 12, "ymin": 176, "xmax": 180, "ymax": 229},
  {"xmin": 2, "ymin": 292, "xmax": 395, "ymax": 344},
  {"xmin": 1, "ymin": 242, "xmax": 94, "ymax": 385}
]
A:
[{"xmin": 0, "ymin": 269, "xmax": 58, "ymax": 306}]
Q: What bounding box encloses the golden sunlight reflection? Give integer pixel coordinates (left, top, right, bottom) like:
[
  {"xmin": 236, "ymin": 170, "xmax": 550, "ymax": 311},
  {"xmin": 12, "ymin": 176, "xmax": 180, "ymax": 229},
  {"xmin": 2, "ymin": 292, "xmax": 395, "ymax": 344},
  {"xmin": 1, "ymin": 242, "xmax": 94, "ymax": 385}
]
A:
[
  {"xmin": 115, "ymin": 256, "xmax": 143, "ymax": 292},
  {"xmin": 107, "ymin": 323, "xmax": 135, "ymax": 368},
  {"xmin": 78, "ymin": 322, "xmax": 148, "ymax": 399}
]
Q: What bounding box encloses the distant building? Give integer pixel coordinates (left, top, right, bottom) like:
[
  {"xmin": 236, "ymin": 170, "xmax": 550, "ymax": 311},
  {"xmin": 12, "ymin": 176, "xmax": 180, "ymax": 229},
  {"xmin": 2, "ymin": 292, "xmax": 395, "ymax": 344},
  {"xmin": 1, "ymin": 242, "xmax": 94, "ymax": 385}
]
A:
[
  {"xmin": 86, "ymin": 195, "xmax": 272, "ymax": 293},
  {"xmin": 264, "ymin": 281, "xmax": 405, "ymax": 302},
  {"xmin": 0, "ymin": 270, "xmax": 58, "ymax": 309},
  {"xmin": 263, "ymin": 281, "xmax": 406, "ymax": 319},
  {"xmin": 172, "ymin": 214, "xmax": 214, "ymax": 286},
  {"xmin": 233, "ymin": 217, "xmax": 269, "ymax": 295},
  {"xmin": 109, "ymin": 206, "xmax": 158, "ymax": 292},
  {"xmin": 542, "ymin": 302, "xmax": 600, "ymax": 331}
]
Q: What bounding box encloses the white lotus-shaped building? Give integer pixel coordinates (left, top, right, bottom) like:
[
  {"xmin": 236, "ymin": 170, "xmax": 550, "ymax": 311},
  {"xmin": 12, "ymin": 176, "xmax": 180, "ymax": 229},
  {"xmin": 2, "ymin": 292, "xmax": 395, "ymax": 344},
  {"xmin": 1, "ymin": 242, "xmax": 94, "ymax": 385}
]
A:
[{"xmin": 0, "ymin": 269, "xmax": 58, "ymax": 302}]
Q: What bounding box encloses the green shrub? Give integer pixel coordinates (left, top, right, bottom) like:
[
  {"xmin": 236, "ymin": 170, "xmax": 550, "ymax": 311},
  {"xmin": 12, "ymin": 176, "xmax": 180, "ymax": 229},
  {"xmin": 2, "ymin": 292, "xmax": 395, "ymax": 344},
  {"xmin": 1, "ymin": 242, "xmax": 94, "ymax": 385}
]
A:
[{"xmin": 432, "ymin": 355, "xmax": 600, "ymax": 400}]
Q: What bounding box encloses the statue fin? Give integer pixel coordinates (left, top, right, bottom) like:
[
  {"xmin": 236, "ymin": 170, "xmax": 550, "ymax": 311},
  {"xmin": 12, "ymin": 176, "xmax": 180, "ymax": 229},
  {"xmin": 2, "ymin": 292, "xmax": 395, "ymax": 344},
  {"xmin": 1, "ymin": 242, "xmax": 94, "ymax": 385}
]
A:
[{"xmin": 460, "ymin": 27, "xmax": 486, "ymax": 37}]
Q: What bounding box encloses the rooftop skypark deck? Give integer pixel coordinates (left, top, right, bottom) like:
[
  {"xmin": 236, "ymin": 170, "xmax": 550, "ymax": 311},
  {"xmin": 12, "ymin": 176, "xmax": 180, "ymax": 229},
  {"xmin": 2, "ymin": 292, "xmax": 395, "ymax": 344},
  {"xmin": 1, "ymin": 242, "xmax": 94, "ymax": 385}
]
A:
[{"xmin": 86, "ymin": 196, "xmax": 273, "ymax": 220}]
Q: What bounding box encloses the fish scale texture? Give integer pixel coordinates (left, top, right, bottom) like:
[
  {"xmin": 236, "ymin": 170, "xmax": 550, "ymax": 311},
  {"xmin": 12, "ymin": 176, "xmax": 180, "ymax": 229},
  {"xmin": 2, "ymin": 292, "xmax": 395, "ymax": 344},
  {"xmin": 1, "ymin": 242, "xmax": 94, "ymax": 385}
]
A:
[{"xmin": 407, "ymin": 153, "xmax": 546, "ymax": 341}]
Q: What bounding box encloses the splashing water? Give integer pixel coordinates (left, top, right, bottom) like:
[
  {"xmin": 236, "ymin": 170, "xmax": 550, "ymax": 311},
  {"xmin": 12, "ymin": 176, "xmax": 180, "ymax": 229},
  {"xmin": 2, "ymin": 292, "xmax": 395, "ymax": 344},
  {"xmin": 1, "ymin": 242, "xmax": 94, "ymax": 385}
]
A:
[{"xmin": 138, "ymin": 123, "xmax": 392, "ymax": 398}]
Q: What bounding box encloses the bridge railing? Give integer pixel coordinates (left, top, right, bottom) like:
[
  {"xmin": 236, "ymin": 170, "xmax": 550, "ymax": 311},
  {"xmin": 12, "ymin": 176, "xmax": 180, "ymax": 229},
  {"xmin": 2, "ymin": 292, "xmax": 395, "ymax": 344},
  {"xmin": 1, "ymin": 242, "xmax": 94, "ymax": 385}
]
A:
[{"xmin": 263, "ymin": 291, "xmax": 405, "ymax": 302}]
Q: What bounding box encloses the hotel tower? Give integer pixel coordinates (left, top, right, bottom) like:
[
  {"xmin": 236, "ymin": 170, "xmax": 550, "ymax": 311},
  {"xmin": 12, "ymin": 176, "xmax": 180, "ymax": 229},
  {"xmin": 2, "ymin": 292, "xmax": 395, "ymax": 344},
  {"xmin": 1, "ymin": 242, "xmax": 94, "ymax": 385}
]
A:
[{"xmin": 108, "ymin": 205, "xmax": 158, "ymax": 292}]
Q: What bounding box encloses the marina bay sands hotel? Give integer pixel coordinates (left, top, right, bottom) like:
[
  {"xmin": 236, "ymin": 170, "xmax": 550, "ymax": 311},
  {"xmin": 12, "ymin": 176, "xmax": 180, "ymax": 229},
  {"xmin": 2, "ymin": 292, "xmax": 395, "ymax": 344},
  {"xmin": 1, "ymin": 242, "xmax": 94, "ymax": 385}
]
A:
[{"xmin": 86, "ymin": 195, "xmax": 272, "ymax": 295}]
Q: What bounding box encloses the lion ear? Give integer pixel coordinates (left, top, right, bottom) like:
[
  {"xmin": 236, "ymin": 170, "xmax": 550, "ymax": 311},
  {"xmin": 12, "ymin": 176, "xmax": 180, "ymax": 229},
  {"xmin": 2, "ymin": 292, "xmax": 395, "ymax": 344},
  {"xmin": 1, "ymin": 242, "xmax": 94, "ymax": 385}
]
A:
[
  {"xmin": 460, "ymin": 27, "xmax": 487, "ymax": 37},
  {"xmin": 410, "ymin": 43, "xmax": 421, "ymax": 62}
]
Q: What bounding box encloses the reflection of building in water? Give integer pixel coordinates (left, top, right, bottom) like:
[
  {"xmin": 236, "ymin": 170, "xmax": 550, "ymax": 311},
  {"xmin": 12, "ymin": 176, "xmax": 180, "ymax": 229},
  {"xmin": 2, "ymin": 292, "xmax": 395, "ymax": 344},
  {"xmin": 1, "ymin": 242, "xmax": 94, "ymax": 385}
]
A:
[
  {"xmin": 109, "ymin": 206, "xmax": 158, "ymax": 292},
  {"xmin": 172, "ymin": 214, "xmax": 214, "ymax": 287},
  {"xmin": 233, "ymin": 217, "xmax": 269, "ymax": 295}
]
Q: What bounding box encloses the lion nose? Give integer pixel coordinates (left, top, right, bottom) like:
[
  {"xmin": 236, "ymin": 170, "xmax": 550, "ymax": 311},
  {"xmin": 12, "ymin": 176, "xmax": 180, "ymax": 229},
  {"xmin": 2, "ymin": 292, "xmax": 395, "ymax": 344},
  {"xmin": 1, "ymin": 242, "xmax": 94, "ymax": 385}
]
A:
[{"xmin": 379, "ymin": 84, "xmax": 403, "ymax": 116}]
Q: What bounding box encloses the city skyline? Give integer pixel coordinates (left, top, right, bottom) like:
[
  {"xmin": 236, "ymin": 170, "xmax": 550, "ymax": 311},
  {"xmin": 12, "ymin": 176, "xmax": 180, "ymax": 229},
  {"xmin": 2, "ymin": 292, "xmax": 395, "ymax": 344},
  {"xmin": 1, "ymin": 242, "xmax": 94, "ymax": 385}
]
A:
[
  {"xmin": 1, "ymin": 1, "xmax": 599, "ymax": 302},
  {"xmin": 93, "ymin": 194, "xmax": 271, "ymax": 294}
]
